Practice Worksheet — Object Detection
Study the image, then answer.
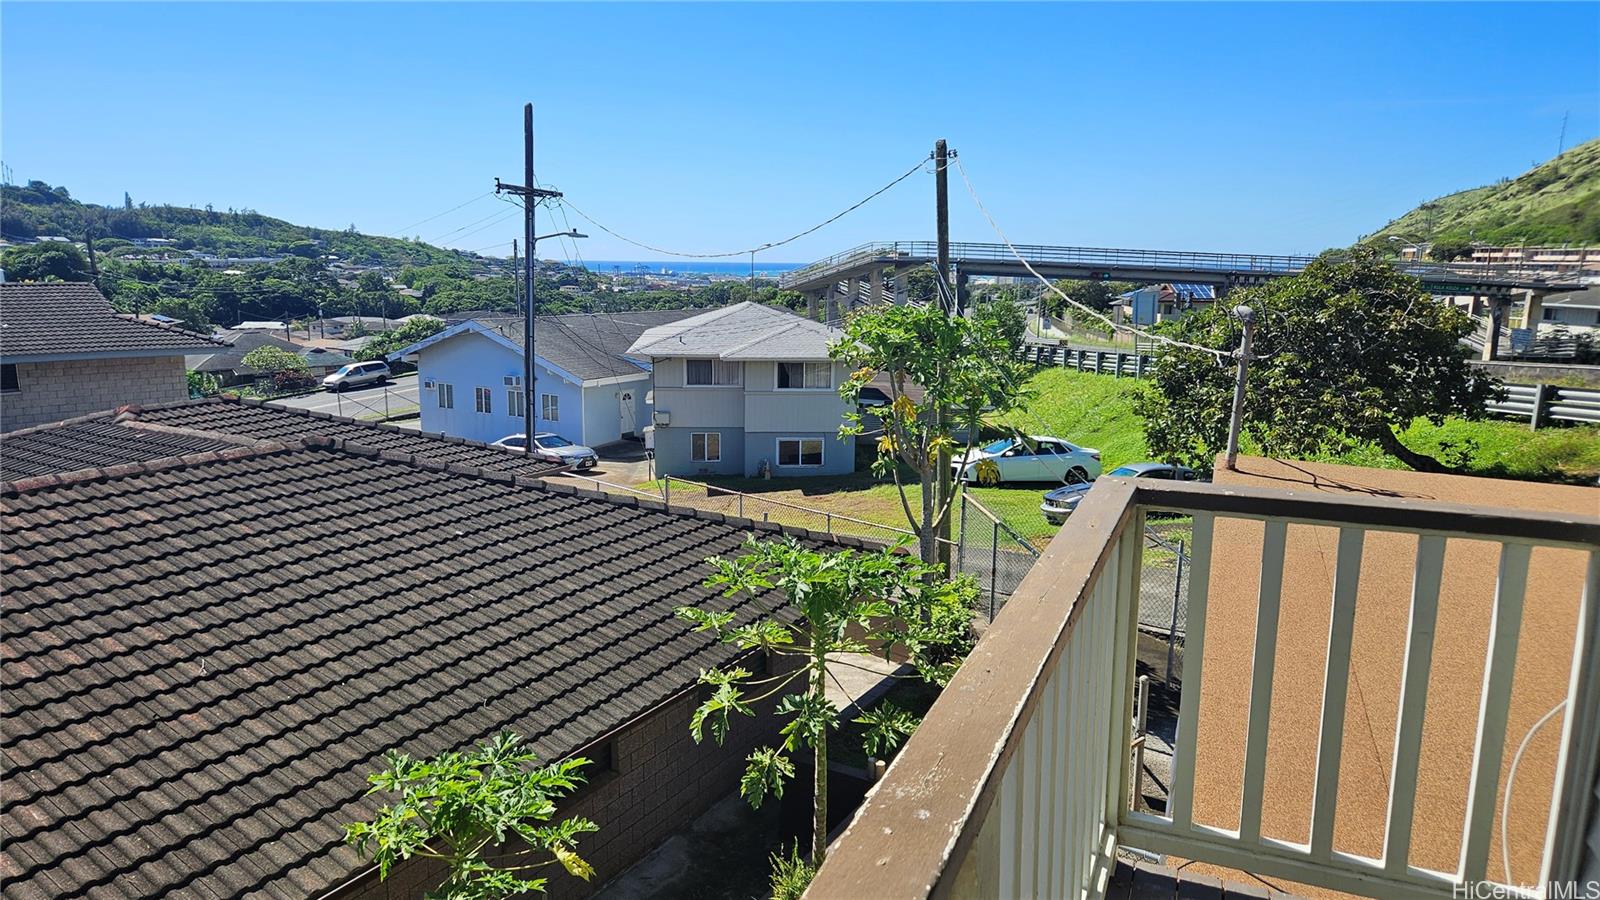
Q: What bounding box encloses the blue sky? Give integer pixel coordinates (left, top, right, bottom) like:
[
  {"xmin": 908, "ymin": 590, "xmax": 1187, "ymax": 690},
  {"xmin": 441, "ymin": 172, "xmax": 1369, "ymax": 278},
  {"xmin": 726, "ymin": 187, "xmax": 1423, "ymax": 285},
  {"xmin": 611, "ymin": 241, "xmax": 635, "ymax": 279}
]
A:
[{"xmin": 4, "ymin": 2, "xmax": 1596, "ymax": 263}]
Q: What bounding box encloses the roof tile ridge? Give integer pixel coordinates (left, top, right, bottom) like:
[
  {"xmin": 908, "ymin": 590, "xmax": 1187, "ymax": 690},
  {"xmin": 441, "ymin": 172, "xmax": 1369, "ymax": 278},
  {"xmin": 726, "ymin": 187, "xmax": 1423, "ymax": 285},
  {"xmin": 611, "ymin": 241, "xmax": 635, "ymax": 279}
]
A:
[
  {"xmin": 2, "ymin": 440, "xmax": 303, "ymax": 497},
  {"xmin": 0, "ymin": 408, "xmax": 124, "ymax": 438},
  {"xmin": 117, "ymin": 419, "xmax": 271, "ymax": 448}
]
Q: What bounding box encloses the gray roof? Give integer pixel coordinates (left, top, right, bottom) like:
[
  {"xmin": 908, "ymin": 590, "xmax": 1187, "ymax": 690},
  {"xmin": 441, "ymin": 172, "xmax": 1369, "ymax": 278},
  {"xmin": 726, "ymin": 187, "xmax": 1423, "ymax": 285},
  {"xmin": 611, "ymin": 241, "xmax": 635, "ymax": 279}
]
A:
[
  {"xmin": 627, "ymin": 302, "xmax": 838, "ymax": 361},
  {"xmin": 188, "ymin": 332, "xmax": 356, "ymax": 374},
  {"xmin": 0, "ymin": 282, "xmax": 229, "ymax": 362},
  {"xmin": 463, "ymin": 309, "xmax": 707, "ymax": 382},
  {"xmin": 1545, "ymin": 286, "xmax": 1600, "ymax": 309}
]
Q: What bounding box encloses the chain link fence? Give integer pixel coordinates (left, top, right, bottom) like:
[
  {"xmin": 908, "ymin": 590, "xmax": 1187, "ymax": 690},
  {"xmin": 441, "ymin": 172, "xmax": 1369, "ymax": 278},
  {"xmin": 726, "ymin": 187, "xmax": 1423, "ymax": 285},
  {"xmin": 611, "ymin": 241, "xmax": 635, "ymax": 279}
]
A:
[
  {"xmin": 1138, "ymin": 519, "xmax": 1191, "ymax": 685},
  {"xmin": 955, "ymin": 492, "xmax": 1041, "ymax": 621}
]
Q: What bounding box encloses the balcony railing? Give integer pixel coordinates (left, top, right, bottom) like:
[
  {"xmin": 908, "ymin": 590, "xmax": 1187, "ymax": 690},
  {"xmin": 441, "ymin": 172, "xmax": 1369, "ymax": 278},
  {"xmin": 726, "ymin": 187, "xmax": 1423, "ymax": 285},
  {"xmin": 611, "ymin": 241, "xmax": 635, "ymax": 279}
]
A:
[{"xmin": 807, "ymin": 477, "xmax": 1600, "ymax": 898}]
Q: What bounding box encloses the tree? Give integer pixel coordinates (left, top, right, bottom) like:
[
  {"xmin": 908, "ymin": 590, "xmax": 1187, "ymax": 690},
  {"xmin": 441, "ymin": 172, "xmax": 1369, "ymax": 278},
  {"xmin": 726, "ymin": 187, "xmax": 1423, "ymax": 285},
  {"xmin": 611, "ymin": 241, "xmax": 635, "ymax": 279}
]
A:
[
  {"xmin": 2, "ymin": 241, "xmax": 92, "ymax": 282},
  {"xmin": 832, "ymin": 303, "xmax": 1033, "ymax": 566},
  {"xmin": 241, "ymin": 345, "xmax": 314, "ymax": 394},
  {"xmin": 677, "ymin": 536, "xmax": 976, "ymax": 869},
  {"xmin": 346, "ymin": 731, "xmax": 598, "ymax": 899},
  {"xmin": 1136, "ymin": 247, "xmax": 1498, "ymax": 473},
  {"xmin": 974, "ymin": 294, "xmax": 1026, "ymax": 350},
  {"xmin": 357, "ymin": 315, "xmax": 446, "ymax": 361}
]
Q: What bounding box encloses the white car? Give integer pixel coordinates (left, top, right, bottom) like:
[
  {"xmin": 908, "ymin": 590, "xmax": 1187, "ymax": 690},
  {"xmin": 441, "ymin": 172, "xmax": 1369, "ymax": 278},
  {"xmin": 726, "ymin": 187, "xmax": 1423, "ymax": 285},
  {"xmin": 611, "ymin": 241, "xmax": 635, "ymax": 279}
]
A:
[
  {"xmin": 1040, "ymin": 462, "xmax": 1199, "ymax": 524},
  {"xmin": 953, "ymin": 436, "xmax": 1102, "ymax": 485},
  {"xmin": 321, "ymin": 361, "xmax": 389, "ymax": 391},
  {"xmin": 492, "ymin": 432, "xmax": 600, "ymax": 469}
]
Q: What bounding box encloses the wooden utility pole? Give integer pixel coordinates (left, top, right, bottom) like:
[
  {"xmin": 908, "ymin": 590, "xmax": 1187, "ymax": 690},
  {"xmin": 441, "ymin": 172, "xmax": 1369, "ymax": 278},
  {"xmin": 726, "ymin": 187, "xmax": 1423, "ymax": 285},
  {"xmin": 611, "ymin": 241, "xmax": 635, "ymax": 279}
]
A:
[
  {"xmin": 495, "ymin": 104, "xmax": 562, "ymax": 457},
  {"xmin": 512, "ymin": 239, "xmax": 521, "ymax": 315},
  {"xmin": 933, "ymin": 139, "xmax": 954, "ymax": 570}
]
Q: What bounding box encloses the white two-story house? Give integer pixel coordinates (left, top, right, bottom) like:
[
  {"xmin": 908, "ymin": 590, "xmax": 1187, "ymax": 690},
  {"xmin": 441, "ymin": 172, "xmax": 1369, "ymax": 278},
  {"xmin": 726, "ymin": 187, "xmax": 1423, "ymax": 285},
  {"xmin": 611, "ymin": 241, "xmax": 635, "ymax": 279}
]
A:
[{"xmin": 627, "ymin": 302, "xmax": 855, "ymax": 478}]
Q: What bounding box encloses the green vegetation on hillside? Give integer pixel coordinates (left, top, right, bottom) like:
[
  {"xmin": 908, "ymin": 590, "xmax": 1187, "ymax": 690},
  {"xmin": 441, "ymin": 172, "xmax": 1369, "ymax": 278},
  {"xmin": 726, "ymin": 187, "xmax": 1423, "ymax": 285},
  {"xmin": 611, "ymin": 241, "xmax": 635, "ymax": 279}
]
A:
[
  {"xmin": 993, "ymin": 368, "xmax": 1150, "ymax": 469},
  {"xmin": 1367, "ymin": 138, "xmax": 1600, "ymax": 255},
  {"xmin": 1, "ymin": 180, "xmax": 468, "ymax": 268}
]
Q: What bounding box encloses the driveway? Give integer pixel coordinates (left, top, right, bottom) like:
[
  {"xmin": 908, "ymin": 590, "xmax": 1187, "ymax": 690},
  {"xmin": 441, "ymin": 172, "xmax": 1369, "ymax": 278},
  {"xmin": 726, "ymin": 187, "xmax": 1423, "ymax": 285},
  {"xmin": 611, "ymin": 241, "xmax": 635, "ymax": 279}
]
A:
[{"xmin": 268, "ymin": 374, "xmax": 418, "ymax": 419}]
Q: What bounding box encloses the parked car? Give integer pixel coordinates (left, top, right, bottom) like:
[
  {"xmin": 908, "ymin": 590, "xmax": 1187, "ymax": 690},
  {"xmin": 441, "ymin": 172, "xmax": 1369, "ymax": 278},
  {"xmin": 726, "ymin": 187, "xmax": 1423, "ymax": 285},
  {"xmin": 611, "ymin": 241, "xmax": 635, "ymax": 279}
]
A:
[
  {"xmin": 1039, "ymin": 462, "xmax": 1199, "ymax": 524},
  {"xmin": 492, "ymin": 432, "xmax": 600, "ymax": 469},
  {"xmin": 953, "ymin": 436, "xmax": 1102, "ymax": 484},
  {"xmin": 321, "ymin": 361, "xmax": 389, "ymax": 392}
]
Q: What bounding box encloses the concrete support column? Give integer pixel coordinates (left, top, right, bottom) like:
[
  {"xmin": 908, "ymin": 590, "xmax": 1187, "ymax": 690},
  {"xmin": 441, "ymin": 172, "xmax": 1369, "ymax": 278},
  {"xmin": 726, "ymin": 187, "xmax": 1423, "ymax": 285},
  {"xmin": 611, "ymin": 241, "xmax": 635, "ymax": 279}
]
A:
[
  {"xmin": 954, "ymin": 267, "xmax": 970, "ymax": 316},
  {"xmin": 868, "ymin": 268, "xmax": 883, "ymax": 308},
  {"xmin": 1522, "ymin": 290, "xmax": 1546, "ymax": 333},
  {"xmin": 806, "ymin": 291, "xmax": 820, "ymax": 322},
  {"xmin": 891, "ymin": 267, "xmax": 910, "ymax": 305},
  {"xmin": 1481, "ymin": 298, "xmax": 1505, "ymax": 361}
]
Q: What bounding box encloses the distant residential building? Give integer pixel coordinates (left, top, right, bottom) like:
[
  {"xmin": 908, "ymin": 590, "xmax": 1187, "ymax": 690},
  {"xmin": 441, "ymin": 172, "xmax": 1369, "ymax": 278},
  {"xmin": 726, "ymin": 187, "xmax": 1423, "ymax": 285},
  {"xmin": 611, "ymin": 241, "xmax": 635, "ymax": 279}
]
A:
[
  {"xmin": 188, "ymin": 331, "xmax": 356, "ymax": 386},
  {"xmin": 1118, "ymin": 282, "xmax": 1217, "ymax": 325},
  {"xmin": 627, "ymin": 302, "xmax": 856, "ymax": 478},
  {"xmin": 1531, "ymin": 286, "xmax": 1600, "ymax": 332},
  {"xmin": 0, "ymin": 282, "xmax": 227, "ymax": 431},
  {"xmin": 233, "ymin": 319, "xmax": 290, "ymax": 332},
  {"xmin": 389, "ymin": 309, "xmax": 704, "ymax": 448}
]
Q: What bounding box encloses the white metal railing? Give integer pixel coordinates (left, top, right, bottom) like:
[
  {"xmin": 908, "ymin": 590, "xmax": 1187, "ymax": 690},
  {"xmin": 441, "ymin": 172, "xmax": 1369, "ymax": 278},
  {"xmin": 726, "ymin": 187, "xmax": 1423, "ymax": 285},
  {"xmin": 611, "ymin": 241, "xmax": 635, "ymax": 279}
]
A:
[{"xmin": 807, "ymin": 478, "xmax": 1600, "ymax": 900}]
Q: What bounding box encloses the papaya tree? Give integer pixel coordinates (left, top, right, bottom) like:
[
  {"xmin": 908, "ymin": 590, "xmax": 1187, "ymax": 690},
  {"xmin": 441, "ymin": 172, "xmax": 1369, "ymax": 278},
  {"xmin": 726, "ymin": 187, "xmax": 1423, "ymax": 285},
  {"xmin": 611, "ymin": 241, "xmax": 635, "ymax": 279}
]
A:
[
  {"xmin": 831, "ymin": 302, "xmax": 1033, "ymax": 567},
  {"xmin": 677, "ymin": 535, "xmax": 978, "ymax": 868},
  {"xmin": 345, "ymin": 731, "xmax": 598, "ymax": 899}
]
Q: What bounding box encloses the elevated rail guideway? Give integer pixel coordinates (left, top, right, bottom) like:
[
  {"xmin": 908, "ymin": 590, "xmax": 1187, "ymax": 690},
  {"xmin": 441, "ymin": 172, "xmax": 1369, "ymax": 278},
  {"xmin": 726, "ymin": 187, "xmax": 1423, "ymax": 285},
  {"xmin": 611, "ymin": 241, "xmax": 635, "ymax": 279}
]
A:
[{"xmin": 780, "ymin": 240, "xmax": 1586, "ymax": 302}]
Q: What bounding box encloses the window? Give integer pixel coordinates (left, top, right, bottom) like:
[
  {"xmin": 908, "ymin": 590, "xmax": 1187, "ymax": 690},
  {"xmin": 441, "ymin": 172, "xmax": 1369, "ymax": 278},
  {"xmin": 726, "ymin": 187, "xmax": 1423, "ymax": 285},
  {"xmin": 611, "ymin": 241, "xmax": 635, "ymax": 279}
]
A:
[
  {"xmin": 437, "ymin": 382, "xmax": 454, "ymax": 409},
  {"xmin": 508, "ymin": 387, "xmax": 526, "ymax": 417},
  {"xmin": 691, "ymin": 432, "xmax": 721, "ymax": 462},
  {"xmin": 776, "ymin": 362, "xmax": 830, "ymax": 390},
  {"xmin": 0, "ymin": 364, "xmax": 17, "ymax": 393},
  {"xmin": 777, "ymin": 438, "xmax": 824, "ymax": 467},
  {"xmin": 541, "ymin": 393, "xmax": 559, "ymax": 422},
  {"xmin": 686, "ymin": 358, "xmax": 741, "ymax": 386},
  {"xmin": 475, "ymin": 386, "xmax": 492, "ymax": 414}
]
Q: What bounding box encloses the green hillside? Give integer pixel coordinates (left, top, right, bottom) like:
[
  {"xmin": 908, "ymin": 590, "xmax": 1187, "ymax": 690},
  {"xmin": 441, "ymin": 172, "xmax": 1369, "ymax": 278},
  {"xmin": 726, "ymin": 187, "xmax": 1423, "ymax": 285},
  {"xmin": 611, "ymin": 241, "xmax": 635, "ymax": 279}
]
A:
[
  {"xmin": 1, "ymin": 180, "xmax": 474, "ymax": 269},
  {"xmin": 1367, "ymin": 138, "xmax": 1600, "ymax": 256}
]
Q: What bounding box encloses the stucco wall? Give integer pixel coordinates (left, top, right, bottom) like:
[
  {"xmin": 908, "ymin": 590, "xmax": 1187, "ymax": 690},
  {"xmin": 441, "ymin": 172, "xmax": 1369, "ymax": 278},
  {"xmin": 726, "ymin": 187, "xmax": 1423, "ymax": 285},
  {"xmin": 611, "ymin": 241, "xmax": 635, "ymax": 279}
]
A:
[
  {"xmin": 1, "ymin": 355, "xmax": 189, "ymax": 432},
  {"xmin": 414, "ymin": 333, "xmax": 589, "ymax": 446}
]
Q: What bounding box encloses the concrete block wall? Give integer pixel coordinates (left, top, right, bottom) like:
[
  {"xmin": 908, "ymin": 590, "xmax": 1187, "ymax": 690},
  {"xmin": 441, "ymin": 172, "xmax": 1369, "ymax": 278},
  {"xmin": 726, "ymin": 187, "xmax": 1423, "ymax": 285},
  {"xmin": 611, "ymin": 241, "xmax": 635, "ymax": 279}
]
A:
[
  {"xmin": 1, "ymin": 355, "xmax": 189, "ymax": 432},
  {"xmin": 333, "ymin": 666, "xmax": 792, "ymax": 900}
]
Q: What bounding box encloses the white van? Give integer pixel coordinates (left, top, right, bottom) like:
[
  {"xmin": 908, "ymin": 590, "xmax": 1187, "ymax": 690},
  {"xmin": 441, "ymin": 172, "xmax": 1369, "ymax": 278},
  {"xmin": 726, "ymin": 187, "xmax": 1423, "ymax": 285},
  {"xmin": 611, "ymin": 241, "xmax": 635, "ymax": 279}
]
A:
[{"xmin": 321, "ymin": 361, "xmax": 390, "ymax": 392}]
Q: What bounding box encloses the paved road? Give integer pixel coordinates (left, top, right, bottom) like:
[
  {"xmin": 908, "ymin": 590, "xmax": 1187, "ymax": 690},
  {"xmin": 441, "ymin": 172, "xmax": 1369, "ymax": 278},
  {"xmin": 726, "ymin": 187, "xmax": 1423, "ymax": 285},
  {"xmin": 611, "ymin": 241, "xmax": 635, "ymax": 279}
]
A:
[{"xmin": 267, "ymin": 374, "xmax": 419, "ymax": 418}]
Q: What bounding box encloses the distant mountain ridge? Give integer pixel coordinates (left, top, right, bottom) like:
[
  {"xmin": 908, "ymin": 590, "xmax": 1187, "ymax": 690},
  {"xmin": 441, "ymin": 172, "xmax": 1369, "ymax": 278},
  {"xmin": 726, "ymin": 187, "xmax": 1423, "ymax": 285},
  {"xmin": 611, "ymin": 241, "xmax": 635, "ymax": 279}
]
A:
[
  {"xmin": 0, "ymin": 180, "xmax": 480, "ymax": 270},
  {"xmin": 1367, "ymin": 138, "xmax": 1600, "ymax": 256}
]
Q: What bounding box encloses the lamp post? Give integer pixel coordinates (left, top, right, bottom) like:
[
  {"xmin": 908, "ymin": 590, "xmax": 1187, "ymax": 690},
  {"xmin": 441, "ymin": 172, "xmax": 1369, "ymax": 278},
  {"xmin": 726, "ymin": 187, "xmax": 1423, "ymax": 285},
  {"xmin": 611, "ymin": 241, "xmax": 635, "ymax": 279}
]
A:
[
  {"xmin": 519, "ymin": 228, "xmax": 587, "ymax": 456},
  {"xmin": 1386, "ymin": 234, "xmax": 1431, "ymax": 261}
]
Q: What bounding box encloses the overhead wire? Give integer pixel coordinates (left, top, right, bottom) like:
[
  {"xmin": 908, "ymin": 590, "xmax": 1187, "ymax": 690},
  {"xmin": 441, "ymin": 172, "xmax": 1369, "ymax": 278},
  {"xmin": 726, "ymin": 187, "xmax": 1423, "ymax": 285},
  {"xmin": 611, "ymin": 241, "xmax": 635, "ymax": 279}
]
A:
[
  {"xmin": 950, "ymin": 154, "xmax": 1228, "ymax": 360},
  {"xmin": 557, "ymin": 156, "xmax": 931, "ymax": 260},
  {"xmin": 384, "ymin": 191, "xmax": 496, "ymax": 239}
]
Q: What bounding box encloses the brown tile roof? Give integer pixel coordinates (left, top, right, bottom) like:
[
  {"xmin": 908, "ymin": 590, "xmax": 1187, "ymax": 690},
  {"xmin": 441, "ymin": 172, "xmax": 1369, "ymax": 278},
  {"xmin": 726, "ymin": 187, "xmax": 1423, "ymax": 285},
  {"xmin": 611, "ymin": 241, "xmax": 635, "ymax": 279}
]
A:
[
  {"xmin": 1, "ymin": 438, "xmax": 860, "ymax": 898},
  {"xmin": 0, "ymin": 282, "xmax": 229, "ymax": 361},
  {"xmin": 0, "ymin": 412, "xmax": 237, "ymax": 480},
  {"xmin": 0, "ymin": 396, "xmax": 570, "ymax": 482}
]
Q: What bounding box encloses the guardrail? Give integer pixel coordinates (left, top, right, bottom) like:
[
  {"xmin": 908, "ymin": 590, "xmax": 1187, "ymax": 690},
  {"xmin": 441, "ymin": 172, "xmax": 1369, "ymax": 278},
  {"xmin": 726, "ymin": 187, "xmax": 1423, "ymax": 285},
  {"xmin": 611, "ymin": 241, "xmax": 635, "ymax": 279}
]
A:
[{"xmin": 781, "ymin": 242, "xmax": 1584, "ymax": 291}]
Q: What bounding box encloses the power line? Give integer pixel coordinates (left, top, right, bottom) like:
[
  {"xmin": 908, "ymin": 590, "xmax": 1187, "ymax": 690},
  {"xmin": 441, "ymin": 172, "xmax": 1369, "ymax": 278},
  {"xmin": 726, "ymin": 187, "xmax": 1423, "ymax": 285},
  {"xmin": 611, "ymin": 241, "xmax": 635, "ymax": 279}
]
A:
[
  {"xmin": 557, "ymin": 156, "xmax": 930, "ymax": 260},
  {"xmin": 950, "ymin": 155, "xmax": 1227, "ymax": 360},
  {"xmin": 384, "ymin": 191, "xmax": 496, "ymax": 238}
]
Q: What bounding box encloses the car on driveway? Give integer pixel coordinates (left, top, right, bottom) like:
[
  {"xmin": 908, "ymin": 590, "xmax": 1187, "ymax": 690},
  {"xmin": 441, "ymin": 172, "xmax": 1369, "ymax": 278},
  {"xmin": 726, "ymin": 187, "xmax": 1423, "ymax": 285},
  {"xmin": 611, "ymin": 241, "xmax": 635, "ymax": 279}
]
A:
[
  {"xmin": 321, "ymin": 361, "xmax": 389, "ymax": 392},
  {"xmin": 953, "ymin": 436, "xmax": 1101, "ymax": 484},
  {"xmin": 1040, "ymin": 462, "xmax": 1199, "ymax": 524},
  {"xmin": 492, "ymin": 432, "xmax": 600, "ymax": 469}
]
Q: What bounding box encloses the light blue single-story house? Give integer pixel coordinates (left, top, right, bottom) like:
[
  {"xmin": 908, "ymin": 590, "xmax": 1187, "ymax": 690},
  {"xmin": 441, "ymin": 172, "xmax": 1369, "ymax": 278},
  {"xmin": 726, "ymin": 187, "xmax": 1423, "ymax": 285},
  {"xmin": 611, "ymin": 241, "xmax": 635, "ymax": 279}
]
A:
[
  {"xmin": 388, "ymin": 310, "xmax": 703, "ymax": 448},
  {"xmin": 627, "ymin": 302, "xmax": 856, "ymax": 478}
]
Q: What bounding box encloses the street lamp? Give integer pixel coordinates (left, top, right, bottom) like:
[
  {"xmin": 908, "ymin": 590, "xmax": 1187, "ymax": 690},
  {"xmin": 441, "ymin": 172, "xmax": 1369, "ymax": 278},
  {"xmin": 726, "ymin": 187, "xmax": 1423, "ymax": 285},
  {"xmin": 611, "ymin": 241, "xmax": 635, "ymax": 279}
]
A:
[
  {"xmin": 1386, "ymin": 234, "xmax": 1432, "ymax": 261},
  {"xmin": 521, "ymin": 228, "xmax": 587, "ymax": 456}
]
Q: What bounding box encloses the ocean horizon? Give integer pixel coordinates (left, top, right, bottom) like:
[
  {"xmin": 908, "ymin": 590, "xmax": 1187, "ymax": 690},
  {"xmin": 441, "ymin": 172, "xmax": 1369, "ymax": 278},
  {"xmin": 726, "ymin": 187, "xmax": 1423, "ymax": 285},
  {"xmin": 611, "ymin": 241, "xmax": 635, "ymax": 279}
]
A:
[{"xmin": 579, "ymin": 259, "xmax": 805, "ymax": 277}]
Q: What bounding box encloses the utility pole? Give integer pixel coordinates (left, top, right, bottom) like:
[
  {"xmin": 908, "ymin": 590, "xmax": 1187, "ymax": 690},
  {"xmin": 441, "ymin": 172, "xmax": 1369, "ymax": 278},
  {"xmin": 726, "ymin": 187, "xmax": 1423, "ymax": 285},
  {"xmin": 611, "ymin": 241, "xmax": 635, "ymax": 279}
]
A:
[
  {"xmin": 496, "ymin": 104, "xmax": 562, "ymax": 457},
  {"xmin": 932, "ymin": 138, "xmax": 954, "ymax": 571},
  {"xmin": 1223, "ymin": 304, "xmax": 1256, "ymax": 471},
  {"xmin": 512, "ymin": 239, "xmax": 521, "ymax": 315}
]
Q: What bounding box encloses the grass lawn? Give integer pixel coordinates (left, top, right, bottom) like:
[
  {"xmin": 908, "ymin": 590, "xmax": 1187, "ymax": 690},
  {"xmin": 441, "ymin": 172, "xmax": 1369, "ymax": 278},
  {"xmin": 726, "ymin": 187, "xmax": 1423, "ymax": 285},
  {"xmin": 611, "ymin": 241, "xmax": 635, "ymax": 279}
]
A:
[{"xmin": 629, "ymin": 367, "xmax": 1598, "ymax": 551}]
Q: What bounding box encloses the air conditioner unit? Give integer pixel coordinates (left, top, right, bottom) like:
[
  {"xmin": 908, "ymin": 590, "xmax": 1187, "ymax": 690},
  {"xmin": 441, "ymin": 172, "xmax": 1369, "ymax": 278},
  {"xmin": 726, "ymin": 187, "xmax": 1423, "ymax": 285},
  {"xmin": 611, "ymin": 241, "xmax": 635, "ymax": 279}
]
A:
[{"xmin": 652, "ymin": 410, "xmax": 670, "ymax": 427}]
